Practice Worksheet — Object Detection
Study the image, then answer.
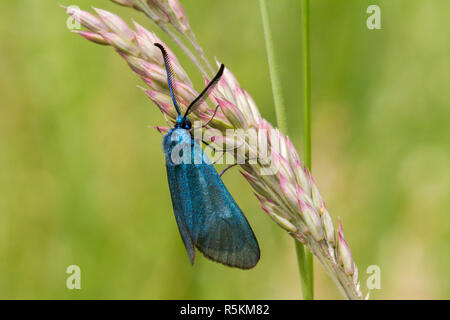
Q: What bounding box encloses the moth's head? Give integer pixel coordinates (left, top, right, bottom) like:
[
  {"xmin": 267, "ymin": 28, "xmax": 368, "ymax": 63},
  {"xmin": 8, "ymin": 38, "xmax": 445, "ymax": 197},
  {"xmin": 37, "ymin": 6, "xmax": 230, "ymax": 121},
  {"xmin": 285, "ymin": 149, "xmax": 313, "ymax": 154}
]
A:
[{"xmin": 175, "ymin": 115, "xmax": 191, "ymax": 130}]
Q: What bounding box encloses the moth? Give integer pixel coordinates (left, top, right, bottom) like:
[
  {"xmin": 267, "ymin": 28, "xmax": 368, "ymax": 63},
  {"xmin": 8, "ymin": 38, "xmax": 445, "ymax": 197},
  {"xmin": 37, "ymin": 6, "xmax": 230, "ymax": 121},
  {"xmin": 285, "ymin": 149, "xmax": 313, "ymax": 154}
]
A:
[{"xmin": 155, "ymin": 43, "xmax": 260, "ymax": 269}]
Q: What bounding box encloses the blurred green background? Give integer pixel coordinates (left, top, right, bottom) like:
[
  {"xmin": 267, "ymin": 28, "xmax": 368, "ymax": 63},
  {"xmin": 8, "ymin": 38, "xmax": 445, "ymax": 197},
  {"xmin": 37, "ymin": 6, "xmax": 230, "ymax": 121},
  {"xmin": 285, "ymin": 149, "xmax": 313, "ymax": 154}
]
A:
[{"xmin": 0, "ymin": 0, "xmax": 449, "ymax": 299}]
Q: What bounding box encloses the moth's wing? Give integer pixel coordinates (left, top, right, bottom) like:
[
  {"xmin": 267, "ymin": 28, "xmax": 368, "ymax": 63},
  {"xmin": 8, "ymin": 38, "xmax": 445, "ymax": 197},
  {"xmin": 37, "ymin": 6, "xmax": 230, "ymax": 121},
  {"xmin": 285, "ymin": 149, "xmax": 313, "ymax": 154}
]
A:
[
  {"xmin": 187, "ymin": 142, "xmax": 260, "ymax": 269},
  {"xmin": 164, "ymin": 131, "xmax": 195, "ymax": 265},
  {"xmin": 165, "ymin": 164, "xmax": 195, "ymax": 264}
]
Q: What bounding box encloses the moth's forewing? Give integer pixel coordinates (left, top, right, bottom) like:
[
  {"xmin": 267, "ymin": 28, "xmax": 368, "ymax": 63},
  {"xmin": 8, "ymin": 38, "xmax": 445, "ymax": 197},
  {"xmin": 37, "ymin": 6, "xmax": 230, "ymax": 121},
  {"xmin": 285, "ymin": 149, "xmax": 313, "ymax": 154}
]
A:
[
  {"xmin": 163, "ymin": 129, "xmax": 195, "ymax": 264},
  {"xmin": 163, "ymin": 128, "xmax": 260, "ymax": 269}
]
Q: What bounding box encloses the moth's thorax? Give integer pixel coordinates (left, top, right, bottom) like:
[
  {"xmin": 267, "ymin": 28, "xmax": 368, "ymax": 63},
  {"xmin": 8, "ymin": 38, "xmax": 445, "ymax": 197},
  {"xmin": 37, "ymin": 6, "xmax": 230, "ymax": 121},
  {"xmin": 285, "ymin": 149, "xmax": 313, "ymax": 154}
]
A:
[
  {"xmin": 163, "ymin": 127, "xmax": 208, "ymax": 166},
  {"xmin": 163, "ymin": 127, "xmax": 191, "ymax": 153}
]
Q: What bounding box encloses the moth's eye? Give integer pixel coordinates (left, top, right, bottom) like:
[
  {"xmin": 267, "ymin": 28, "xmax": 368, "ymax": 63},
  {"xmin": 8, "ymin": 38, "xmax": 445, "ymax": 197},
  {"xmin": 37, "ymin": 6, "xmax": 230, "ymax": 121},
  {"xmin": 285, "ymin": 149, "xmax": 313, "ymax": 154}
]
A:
[{"xmin": 185, "ymin": 118, "xmax": 191, "ymax": 129}]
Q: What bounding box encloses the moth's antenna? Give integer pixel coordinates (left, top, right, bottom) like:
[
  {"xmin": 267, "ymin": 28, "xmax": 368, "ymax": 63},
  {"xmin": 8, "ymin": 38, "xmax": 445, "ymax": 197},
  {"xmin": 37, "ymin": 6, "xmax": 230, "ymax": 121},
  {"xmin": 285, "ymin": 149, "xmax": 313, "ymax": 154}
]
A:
[
  {"xmin": 183, "ymin": 64, "xmax": 225, "ymax": 120},
  {"xmin": 154, "ymin": 43, "xmax": 181, "ymax": 116}
]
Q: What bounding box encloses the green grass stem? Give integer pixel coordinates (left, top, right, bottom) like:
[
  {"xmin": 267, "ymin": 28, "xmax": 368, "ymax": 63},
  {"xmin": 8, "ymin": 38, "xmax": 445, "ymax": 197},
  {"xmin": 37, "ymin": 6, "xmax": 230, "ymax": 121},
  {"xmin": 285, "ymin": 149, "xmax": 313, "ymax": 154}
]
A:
[{"xmin": 259, "ymin": 0, "xmax": 314, "ymax": 300}]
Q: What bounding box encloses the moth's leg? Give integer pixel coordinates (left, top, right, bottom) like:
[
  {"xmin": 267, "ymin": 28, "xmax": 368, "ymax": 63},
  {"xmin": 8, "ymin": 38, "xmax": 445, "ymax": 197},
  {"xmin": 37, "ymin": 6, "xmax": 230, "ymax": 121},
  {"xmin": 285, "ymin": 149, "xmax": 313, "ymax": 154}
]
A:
[
  {"xmin": 202, "ymin": 138, "xmax": 245, "ymax": 153},
  {"xmin": 201, "ymin": 105, "xmax": 220, "ymax": 128},
  {"xmin": 202, "ymin": 137, "xmax": 247, "ymax": 168},
  {"xmin": 212, "ymin": 151, "xmax": 225, "ymax": 165},
  {"xmin": 162, "ymin": 112, "xmax": 174, "ymax": 128},
  {"xmin": 202, "ymin": 140, "xmax": 240, "ymax": 168},
  {"xmin": 202, "ymin": 141, "xmax": 225, "ymax": 164},
  {"xmin": 219, "ymin": 156, "xmax": 260, "ymax": 177},
  {"xmin": 219, "ymin": 163, "xmax": 239, "ymax": 177},
  {"xmin": 190, "ymin": 105, "xmax": 221, "ymax": 132}
]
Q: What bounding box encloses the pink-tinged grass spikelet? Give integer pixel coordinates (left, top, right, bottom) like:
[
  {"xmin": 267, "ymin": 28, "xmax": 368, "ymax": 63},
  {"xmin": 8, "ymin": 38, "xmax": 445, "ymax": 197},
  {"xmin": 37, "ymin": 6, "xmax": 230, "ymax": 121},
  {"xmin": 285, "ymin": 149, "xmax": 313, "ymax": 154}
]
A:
[{"xmin": 62, "ymin": 3, "xmax": 364, "ymax": 300}]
